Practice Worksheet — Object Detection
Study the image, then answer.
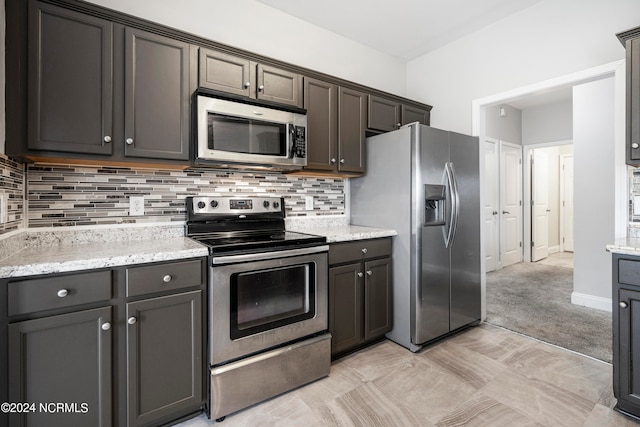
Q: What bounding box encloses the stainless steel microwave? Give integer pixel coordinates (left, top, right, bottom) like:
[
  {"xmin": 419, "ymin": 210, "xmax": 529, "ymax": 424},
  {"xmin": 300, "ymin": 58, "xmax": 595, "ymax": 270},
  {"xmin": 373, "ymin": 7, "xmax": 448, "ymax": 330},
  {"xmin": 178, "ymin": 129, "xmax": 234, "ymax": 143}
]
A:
[{"xmin": 196, "ymin": 95, "xmax": 307, "ymax": 169}]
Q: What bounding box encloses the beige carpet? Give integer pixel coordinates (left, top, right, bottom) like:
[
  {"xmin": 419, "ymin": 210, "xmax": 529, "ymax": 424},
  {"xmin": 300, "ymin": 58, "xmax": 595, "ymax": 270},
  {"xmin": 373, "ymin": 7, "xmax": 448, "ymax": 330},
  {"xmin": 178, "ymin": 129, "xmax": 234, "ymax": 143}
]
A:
[{"xmin": 485, "ymin": 258, "xmax": 612, "ymax": 363}]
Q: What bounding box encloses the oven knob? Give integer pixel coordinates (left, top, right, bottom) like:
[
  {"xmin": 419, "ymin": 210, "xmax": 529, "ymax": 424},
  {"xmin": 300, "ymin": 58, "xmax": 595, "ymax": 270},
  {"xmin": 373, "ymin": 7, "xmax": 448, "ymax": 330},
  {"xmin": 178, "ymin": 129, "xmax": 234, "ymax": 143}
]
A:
[
  {"xmin": 263, "ymin": 201, "xmax": 270, "ymax": 208},
  {"xmin": 273, "ymin": 201, "xmax": 280, "ymax": 209},
  {"xmin": 210, "ymin": 200, "xmax": 219, "ymax": 208},
  {"xmin": 197, "ymin": 201, "xmax": 206, "ymax": 209}
]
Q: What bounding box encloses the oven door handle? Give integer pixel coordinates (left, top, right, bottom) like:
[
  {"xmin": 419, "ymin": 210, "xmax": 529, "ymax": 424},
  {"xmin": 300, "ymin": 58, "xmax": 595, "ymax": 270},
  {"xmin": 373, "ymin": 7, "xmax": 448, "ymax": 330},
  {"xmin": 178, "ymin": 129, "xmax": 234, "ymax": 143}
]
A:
[{"xmin": 212, "ymin": 245, "xmax": 329, "ymax": 265}]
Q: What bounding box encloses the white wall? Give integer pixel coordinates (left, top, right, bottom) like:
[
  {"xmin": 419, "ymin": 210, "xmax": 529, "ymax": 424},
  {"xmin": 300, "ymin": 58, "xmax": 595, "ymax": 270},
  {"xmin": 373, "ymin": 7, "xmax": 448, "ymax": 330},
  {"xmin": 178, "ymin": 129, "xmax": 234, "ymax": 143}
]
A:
[
  {"xmin": 522, "ymin": 99, "xmax": 573, "ymax": 145},
  {"xmin": 485, "ymin": 104, "xmax": 522, "ymax": 144},
  {"xmin": 407, "ymin": 0, "xmax": 640, "ymax": 134},
  {"xmin": 85, "ymin": 0, "xmax": 407, "ymax": 96},
  {"xmin": 572, "ymin": 77, "xmax": 615, "ymax": 307}
]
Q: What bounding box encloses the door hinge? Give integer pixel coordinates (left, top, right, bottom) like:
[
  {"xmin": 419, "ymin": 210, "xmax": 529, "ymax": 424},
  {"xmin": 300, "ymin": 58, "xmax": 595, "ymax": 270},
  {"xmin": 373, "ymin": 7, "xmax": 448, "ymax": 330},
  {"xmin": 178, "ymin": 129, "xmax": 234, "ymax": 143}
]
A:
[
  {"xmin": 531, "ymin": 241, "xmax": 535, "ymax": 247},
  {"xmin": 519, "ymin": 242, "xmax": 522, "ymax": 247},
  {"xmin": 563, "ymin": 237, "xmax": 565, "ymax": 243},
  {"xmin": 519, "ymin": 200, "xmax": 522, "ymax": 206}
]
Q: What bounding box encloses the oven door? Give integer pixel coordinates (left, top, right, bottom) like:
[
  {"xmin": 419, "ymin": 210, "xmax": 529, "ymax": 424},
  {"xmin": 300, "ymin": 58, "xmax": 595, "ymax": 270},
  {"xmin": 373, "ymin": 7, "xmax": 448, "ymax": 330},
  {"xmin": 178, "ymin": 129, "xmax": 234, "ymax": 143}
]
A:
[{"xmin": 210, "ymin": 245, "xmax": 328, "ymax": 365}]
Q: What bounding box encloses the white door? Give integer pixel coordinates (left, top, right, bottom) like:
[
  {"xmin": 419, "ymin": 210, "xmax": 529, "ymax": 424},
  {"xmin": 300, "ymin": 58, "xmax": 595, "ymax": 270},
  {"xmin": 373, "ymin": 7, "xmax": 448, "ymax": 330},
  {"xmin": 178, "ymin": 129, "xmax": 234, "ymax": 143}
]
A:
[
  {"xmin": 483, "ymin": 139, "xmax": 499, "ymax": 272},
  {"xmin": 500, "ymin": 142, "xmax": 522, "ymax": 267},
  {"xmin": 531, "ymin": 149, "xmax": 550, "ymax": 261},
  {"xmin": 561, "ymin": 155, "xmax": 575, "ymax": 252}
]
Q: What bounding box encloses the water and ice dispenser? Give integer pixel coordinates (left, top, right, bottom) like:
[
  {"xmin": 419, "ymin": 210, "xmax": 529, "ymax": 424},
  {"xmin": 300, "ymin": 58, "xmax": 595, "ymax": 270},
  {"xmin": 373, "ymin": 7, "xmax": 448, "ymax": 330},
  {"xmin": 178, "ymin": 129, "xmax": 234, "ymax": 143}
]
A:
[{"xmin": 424, "ymin": 184, "xmax": 446, "ymax": 226}]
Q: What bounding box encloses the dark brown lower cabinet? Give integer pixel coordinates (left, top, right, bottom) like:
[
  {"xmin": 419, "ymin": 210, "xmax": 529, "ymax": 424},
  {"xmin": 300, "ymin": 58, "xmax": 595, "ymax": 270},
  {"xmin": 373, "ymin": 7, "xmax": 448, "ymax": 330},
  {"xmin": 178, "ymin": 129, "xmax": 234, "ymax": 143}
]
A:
[
  {"xmin": 8, "ymin": 307, "xmax": 112, "ymax": 427},
  {"xmin": 2, "ymin": 257, "xmax": 206, "ymax": 427},
  {"xmin": 613, "ymin": 254, "xmax": 640, "ymax": 419},
  {"xmin": 329, "ymin": 238, "xmax": 392, "ymax": 357},
  {"xmin": 126, "ymin": 291, "xmax": 202, "ymax": 427}
]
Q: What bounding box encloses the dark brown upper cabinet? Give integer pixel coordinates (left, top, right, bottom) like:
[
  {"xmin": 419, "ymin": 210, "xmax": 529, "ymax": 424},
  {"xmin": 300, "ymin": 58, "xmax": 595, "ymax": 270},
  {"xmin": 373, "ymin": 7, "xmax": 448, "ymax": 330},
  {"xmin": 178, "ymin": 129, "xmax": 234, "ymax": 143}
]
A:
[
  {"xmin": 24, "ymin": 0, "xmax": 191, "ymax": 163},
  {"xmin": 367, "ymin": 94, "xmax": 431, "ymax": 133},
  {"xmin": 124, "ymin": 27, "xmax": 191, "ymax": 160},
  {"xmin": 338, "ymin": 87, "xmax": 367, "ymax": 174},
  {"xmin": 28, "ymin": 1, "xmax": 114, "ymax": 155},
  {"xmin": 618, "ymin": 27, "xmax": 640, "ymax": 166},
  {"xmin": 304, "ymin": 79, "xmax": 366, "ymax": 174},
  {"xmin": 304, "ymin": 77, "xmax": 338, "ymax": 171},
  {"xmin": 199, "ymin": 48, "xmax": 303, "ymax": 109}
]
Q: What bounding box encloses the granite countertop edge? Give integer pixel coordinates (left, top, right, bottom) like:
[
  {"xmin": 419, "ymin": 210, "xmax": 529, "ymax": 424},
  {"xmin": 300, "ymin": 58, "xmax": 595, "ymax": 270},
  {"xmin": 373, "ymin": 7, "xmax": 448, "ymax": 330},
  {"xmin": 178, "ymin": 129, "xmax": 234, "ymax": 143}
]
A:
[
  {"xmin": 606, "ymin": 237, "xmax": 640, "ymax": 255},
  {"xmin": 289, "ymin": 224, "xmax": 397, "ymax": 243}
]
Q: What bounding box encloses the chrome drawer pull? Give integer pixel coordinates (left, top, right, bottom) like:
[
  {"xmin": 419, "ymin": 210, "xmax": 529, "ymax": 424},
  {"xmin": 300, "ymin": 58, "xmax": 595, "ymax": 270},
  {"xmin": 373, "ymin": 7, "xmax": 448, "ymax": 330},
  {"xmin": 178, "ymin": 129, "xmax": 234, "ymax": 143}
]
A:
[
  {"xmin": 620, "ymin": 301, "xmax": 629, "ymax": 308},
  {"xmin": 101, "ymin": 322, "xmax": 111, "ymax": 331},
  {"xmin": 361, "ymin": 248, "xmax": 368, "ymax": 254},
  {"xmin": 57, "ymin": 289, "xmax": 69, "ymax": 298},
  {"xmin": 366, "ymin": 270, "xmax": 373, "ymax": 276},
  {"xmin": 128, "ymin": 317, "xmax": 137, "ymax": 325},
  {"xmin": 163, "ymin": 275, "xmax": 172, "ymax": 283}
]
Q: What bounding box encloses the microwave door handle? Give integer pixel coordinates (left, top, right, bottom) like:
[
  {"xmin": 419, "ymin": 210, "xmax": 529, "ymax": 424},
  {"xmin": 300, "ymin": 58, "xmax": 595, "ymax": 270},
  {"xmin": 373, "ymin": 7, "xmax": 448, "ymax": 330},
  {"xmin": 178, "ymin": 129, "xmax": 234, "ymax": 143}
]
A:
[{"xmin": 288, "ymin": 124, "xmax": 296, "ymax": 158}]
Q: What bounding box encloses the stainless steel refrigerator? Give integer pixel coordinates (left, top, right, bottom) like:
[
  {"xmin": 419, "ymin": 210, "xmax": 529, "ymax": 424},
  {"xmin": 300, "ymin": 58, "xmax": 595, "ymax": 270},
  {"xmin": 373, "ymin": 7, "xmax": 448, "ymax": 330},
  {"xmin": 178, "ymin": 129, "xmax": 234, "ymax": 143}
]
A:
[{"xmin": 350, "ymin": 123, "xmax": 481, "ymax": 352}]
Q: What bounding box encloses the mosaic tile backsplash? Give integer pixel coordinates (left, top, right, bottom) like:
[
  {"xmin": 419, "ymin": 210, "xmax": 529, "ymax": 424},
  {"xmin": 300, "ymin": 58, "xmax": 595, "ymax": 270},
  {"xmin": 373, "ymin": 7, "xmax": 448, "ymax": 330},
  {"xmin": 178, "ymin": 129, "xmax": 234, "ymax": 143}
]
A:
[
  {"xmin": 27, "ymin": 164, "xmax": 345, "ymax": 228},
  {"xmin": 0, "ymin": 155, "xmax": 25, "ymax": 235}
]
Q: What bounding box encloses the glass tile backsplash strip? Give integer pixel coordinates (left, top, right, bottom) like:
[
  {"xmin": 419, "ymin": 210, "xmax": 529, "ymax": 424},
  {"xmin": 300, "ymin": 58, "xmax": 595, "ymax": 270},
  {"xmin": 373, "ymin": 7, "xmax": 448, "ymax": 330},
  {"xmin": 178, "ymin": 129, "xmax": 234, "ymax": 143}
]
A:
[
  {"xmin": 27, "ymin": 165, "xmax": 345, "ymax": 227},
  {"xmin": 0, "ymin": 155, "xmax": 25, "ymax": 235}
]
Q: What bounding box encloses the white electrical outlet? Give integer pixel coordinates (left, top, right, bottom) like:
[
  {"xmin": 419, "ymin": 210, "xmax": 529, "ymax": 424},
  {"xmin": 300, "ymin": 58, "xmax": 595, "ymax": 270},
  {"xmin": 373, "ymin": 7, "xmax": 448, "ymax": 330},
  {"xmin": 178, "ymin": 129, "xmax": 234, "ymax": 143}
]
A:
[
  {"xmin": 305, "ymin": 196, "xmax": 314, "ymax": 211},
  {"xmin": 0, "ymin": 194, "xmax": 7, "ymax": 224},
  {"xmin": 129, "ymin": 196, "xmax": 145, "ymax": 216}
]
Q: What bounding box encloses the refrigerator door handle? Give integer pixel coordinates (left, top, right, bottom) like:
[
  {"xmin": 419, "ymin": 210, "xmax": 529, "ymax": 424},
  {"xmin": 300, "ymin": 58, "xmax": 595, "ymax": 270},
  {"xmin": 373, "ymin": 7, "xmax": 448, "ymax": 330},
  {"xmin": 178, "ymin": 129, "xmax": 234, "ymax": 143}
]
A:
[{"xmin": 444, "ymin": 162, "xmax": 460, "ymax": 248}]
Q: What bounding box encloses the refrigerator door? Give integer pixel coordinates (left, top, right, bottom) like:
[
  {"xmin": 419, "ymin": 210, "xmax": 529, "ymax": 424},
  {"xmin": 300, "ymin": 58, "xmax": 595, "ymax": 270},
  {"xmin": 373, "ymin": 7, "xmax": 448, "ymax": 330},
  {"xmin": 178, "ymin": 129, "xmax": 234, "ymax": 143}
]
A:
[
  {"xmin": 415, "ymin": 126, "xmax": 451, "ymax": 345},
  {"xmin": 449, "ymin": 132, "xmax": 481, "ymax": 330}
]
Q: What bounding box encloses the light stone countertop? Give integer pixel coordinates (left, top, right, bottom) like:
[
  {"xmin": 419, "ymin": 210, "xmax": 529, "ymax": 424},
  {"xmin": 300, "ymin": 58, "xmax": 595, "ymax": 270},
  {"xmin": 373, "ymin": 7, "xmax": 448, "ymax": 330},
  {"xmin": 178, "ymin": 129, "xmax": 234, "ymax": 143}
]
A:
[
  {"xmin": 291, "ymin": 224, "xmax": 397, "ymax": 243},
  {"xmin": 0, "ymin": 225, "xmax": 209, "ymax": 279},
  {"xmin": 606, "ymin": 237, "xmax": 640, "ymax": 256}
]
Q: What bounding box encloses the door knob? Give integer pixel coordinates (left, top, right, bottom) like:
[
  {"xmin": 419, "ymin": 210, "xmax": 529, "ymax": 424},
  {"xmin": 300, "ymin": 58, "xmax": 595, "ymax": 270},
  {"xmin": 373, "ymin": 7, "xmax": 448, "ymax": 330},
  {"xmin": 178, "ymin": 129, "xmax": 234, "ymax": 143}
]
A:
[
  {"xmin": 502, "ymin": 211, "xmax": 510, "ymax": 215},
  {"xmin": 492, "ymin": 211, "xmax": 498, "ymax": 215}
]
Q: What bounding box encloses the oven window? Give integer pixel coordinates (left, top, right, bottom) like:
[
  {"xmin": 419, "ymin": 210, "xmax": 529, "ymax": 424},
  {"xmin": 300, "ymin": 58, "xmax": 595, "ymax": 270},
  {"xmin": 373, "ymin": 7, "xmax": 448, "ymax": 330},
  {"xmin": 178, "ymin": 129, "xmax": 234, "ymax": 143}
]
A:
[
  {"xmin": 230, "ymin": 263, "xmax": 315, "ymax": 340},
  {"xmin": 208, "ymin": 113, "xmax": 286, "ymax": 156}
]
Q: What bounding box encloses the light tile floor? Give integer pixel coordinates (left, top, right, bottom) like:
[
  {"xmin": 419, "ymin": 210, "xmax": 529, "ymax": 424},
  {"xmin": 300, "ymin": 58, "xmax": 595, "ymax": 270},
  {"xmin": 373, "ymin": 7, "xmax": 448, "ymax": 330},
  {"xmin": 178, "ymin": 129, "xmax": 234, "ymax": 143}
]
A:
[
  {"xmin": 176, "ymin": 324, "xmax": 635, "ymax": 426},
  {"xmin": 536, "ymin": 251, "xmax": 574, "ymax": 269}
]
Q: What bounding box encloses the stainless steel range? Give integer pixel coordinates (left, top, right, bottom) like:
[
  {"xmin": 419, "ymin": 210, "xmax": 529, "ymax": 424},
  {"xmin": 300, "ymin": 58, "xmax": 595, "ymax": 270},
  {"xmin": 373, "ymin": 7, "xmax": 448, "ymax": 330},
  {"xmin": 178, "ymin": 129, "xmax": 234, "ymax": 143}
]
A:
[{"xmin": 186, "ymin": 196, "xmax": 331, "ymax": 421}]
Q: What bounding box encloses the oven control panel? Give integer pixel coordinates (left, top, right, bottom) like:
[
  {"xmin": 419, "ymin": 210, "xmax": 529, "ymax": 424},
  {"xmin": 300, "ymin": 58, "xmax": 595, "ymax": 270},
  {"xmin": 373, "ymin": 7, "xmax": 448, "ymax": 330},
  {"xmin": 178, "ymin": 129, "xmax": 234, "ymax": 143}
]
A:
[{"xmin": 188, "ymin": 196, "xmax": 284, "ymax": 216}]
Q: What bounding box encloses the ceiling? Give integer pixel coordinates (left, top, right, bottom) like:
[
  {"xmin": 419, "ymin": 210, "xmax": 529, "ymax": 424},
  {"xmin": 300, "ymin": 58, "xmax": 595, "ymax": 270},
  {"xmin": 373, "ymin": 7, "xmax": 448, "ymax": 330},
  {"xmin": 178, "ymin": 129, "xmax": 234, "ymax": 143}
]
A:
[
  {"xmin": 256, "ymin": 0, "xmax": 571, "ymax": 110},
  {"xmin": 256, "ymin": 0, "xmax": 543, "ymax": 60}
]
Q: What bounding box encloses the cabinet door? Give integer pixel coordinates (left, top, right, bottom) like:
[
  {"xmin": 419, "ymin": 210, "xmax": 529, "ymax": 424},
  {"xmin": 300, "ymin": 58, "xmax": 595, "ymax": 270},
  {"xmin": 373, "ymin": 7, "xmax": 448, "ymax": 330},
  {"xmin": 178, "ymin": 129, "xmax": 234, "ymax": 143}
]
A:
[
  {"xmin": 402, "ymin": 104, "xmax": 431, "ymax": 126},
  {"xmin": 617, "ymin": 288, "xmax": 640, "ymax": 408},
  {"xmin": 198, "ymin": 48, "xmax": 252, "ymax": 98},
  {"xmin": 363, "ymin": 258, "xmax": 393, "ymax": 341},
  {"xmin": 304, "ymin": 77, "xmax": 337, "ymax": 171},
  {"xmin": 126, "ymin": 291, "xmax": 202, "ymax": 427},
  {"xmin": 124, "ymin": 27, "xmax": 190, "ymax": 160},
  {"xmin": 8, "ymin": 307, "xmax": 112, "ymax": 427},
  {"xmin": 28, "ymin": 1, "xmax": 113, "ymax": 155},
  {"xmin": 368, "ymin": 95, "xmax": 400, "ymax": 132},
  {"xmin": 329, "ymin": 263, "xmax": 364, "ymax": 355},
  {"xmin": 256, "ymin": 64, "xmax": 303, "ymax": 108},
  {"xmin": 338, "ymin": 87, "xmax": 366, "ymax": 173},
  {"xmin": 628, "ymin": 37, "xmax": 640, "ymax": 163}
]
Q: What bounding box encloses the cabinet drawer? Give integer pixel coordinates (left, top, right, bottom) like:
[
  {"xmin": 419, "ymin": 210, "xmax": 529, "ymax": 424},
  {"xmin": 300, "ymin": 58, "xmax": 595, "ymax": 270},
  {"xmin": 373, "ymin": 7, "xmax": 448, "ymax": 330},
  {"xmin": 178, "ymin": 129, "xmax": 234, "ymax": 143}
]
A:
[
  {"xmin": 8, "ymin": 270, "xmax": 112, "ymax": 316},
  {"xmin": 329, "ymin": 238, "xmax": 392, "ymax": 265},
  {"xmin": 126, "ymin": 259, "xmax": 204, "ymax": 297},
  {"xmin": 618, "ymin": 258, "xmax": 640, "ymax": 286}
]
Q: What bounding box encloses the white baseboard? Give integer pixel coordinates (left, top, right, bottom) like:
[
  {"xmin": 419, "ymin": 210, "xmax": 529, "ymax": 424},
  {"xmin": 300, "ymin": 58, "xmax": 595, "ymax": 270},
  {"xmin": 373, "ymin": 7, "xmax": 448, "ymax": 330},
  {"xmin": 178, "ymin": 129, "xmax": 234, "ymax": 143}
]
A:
[
  {"xmin": 549, "ymin": 245, "xmax": 560, "ymax": 254},
  {"xmin": 571, "ymin": 292, "xmax": 611, "ymax": 312}
]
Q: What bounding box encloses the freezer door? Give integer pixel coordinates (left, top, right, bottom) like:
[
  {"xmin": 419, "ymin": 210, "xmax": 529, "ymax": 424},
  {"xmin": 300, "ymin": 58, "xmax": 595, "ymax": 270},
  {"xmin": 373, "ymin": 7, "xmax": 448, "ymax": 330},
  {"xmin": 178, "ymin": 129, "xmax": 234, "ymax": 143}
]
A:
[
  {"xmin": 415, "ymin": 126, "xmax": 451, "ymax": 345},
  {"xmin": 449, "ymin": 132, "xmax": 481, "ymax": 330}
]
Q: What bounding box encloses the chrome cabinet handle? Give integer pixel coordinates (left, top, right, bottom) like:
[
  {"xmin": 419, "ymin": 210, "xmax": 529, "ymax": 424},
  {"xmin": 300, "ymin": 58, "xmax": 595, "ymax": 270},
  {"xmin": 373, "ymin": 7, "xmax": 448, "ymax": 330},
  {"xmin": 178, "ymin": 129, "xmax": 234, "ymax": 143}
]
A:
[
  {"xmin": 101, "ymin": 322, "xmax": 111, "ymax": 331},
  {"xmin": 620, "ymin": 301, "xmax": 629, "ymax": 308},
  {"xmin": 258, "ymin": 85, "xmax": 264, "ymax": 91},
  {"xmin": 331, "ymin": 158, "xmax": 336, "ymax": 163},
  {"xmin": 128, "ymin": 317, "xmax": 137, "ymax": 325},
  {"xmin": 103, "ymin": 135, "xmax": 112, "ymax": 143},
  {"xmin": 361, "ymin": 248, "xmax": 368, "ymax": 254},
  {"xmin": 357, "ymin": 272, "xmax": 364, "ymax": 278},
  {"xmin": 396, "ymin": 122, "xmax": 401, "ymax": 128},
  {"xmin": 163, "ymin": 274, "xmax": 172, "ymax": 283},
  {"xmin": 57, "ymin": 289, "xmax": 69, "ymax": 298},
  {"xmin": 633, "ymin": 143, "xmax": 639, "ymax": 149},
  {"xmin": 244, "ymin": 81, "xmax": 251, "ymax": 88},
  {"xmin": 366, "ymin": 270, "xmax": 372, "ymax": 276},
  {"xmin": 340, "ymin": 159, "xmax": 345, "ymax": 164},
  {"xmin": 126, "ymin": 138, "xmax": 134, "ymax": 145}
]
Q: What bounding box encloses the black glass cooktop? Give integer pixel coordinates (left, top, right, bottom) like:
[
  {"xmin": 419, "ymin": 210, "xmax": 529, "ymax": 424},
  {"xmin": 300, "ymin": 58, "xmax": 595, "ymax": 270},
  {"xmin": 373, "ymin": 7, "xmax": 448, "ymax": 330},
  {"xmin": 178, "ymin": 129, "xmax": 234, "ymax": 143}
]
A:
[{"xmin": 190, "ymin": 230, "xmax": 326, "ymax": 254}]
